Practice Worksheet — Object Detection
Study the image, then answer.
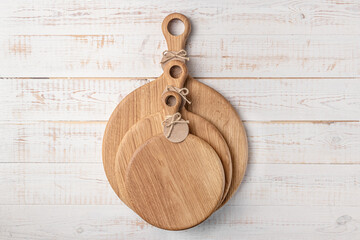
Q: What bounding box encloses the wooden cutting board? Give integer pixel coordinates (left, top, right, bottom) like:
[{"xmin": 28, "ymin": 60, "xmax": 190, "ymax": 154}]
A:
[
  {"xmin": 114, "ymin": 83, "xmax": 232, "ymax": 207},
  {"xmin": 126, "ymin": 134, "xmax": 225, "ymax": 230},
  {"xmin": 102, "ymin": 13, "xmax": 247, "ymax": 208},
  {"xmin": 124, "ymin": 90, "xmax": 225, "ymax": 230}
]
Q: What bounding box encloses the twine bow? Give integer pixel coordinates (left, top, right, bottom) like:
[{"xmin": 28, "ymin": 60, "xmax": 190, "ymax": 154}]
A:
[
  {"xmin": 160, "ymin": 50, "xmax": 189, "ymax": 66},
  {"xmin": 162, "ymin": 112, "xmax": 189, "ymax": 138},
  {"xmin": 166, "ymin": 85, "xmax": 191, "ymax": 105}
]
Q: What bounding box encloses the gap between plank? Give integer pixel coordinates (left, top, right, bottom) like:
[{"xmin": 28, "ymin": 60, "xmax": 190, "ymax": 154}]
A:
[
  {"xmin": 1, "ymin": 120, "xmax": 358, "ymax": 124},
  {"xmin": 0, "ymin": 162, "xmax": 359, "ymax": 165},
  {"xmin": 2, "ymin": 77, "xmax": 360, "ymax": 80}
]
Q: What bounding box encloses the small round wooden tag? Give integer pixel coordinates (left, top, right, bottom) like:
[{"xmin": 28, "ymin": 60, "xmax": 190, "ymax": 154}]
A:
[{"xmin": 163, "ymin": 116, "xmax": 189, "ymax": 143}]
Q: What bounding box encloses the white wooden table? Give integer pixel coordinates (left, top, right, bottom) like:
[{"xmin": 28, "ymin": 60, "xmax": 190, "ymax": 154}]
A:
[{"xmin": 1, "ymin": 1, "xmax": 360, "ymax": 239}]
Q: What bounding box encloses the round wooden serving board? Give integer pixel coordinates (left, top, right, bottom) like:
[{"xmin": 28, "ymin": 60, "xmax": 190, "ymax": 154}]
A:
[
  {"xmin": 115, "ymin": 89, "xmax": 232, "ymax": 208},
  {"xmin": 126, "ymin": 134, "xmax": 225, "ymax": 230}
]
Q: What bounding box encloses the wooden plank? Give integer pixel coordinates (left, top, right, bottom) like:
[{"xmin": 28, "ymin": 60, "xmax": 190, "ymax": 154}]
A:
[
  {"xmin": 1, "ymin": 205, "xmax": 360, "ymax": 240},
  {"xmin": 1, "ymin": 34, "xmax": 359, "ymax": 77},
  {"xmin": 2, "ymin": 121, "xmax": 359, "ymax": 164},
  {"xmin": 0, "ymin": 78, "xmax": 149, "ymax": 121},
  {"xmin": 0, "ymin": 163, "xmax": 359, "ymax": 207},
  {"xmin": 2, "ymin": 78, "xmax": 360, "ymax": 121},
  {"xmin": 0, "ymin": 122, "xmax": 105, "ymax": 164},
  {"xmin": 1, "ymin": 0, "xmax": 360, "ymax": 35}
]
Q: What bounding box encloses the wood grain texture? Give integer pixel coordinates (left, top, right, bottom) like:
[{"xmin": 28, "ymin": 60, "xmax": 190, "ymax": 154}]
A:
[
  {"xmin": 103, "ymin": 60, "xmax": 247, "ymax": 209},
  {"xmin": 113, "ymin": 70, "xmax": 231, "ymax": 207},
  {"xmin": 126, "ymin": 134, "xmax": 225, "ymax": 230},
  {"xmin": 1, "ymin": 205, "xmax": 360, "ymax": 240},
  {"xmin": 114, "ymin": 89, "xmax": 189, "ymax": 207},
  {"xmin": 1, "ymin": 163, "xmax": 360, "ymax": 207},
  {"xmin": 2, "ymin": 121, "xmax": 360, "ymax": 164},
  {"xmin": 115, "ymin": 107, "xmax": 232, "ymax": 207},
  {"xmin": 1, "ymin": 0, "xmax": 360, "ymax": 35},
  {"xmin": 2, "ymin": 0, "xmax": 360, "ymax": 238},
  {"xmin": 160, "ymin": 14, "xmax": 243, "ymax": 209},
  {"xmin": 103, "ymin": 61, "xmax": 191, "ymax": 201},
  {"xmin": 161, "ymin": 13, "xmax": 191, "ymax": 51},
  {"xmin": 185, "ymin": 77, "xmax": 248, "ymax": 206},
  {"xmin": 2, "ymin": 77, "xmax": 360, "ymax": 121},
  {"xmin": 1, "ymin": 34, "xmax": 359, "ymax": 77},
  {"xmin": 182, "ymin": 109, "xmax": 232, "ymax": 205}
]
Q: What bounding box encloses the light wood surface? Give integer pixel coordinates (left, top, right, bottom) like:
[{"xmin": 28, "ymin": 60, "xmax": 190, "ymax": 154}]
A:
[
  {"xmin": 1, "ymin": 1, "xmax": 360, "ymax": 78},
  {"xmin": 126, "ymin": 134, "xmax": 225, "ymax": 230},
  {"xmin": 2, "ymin": 162, "xmax": 360, "ymax": 206},
  {"xmin": 2, "ymin": 1, "xmax": 360, "ymax": 239},
  {"xmin": 3, "ymin": 77, "xmax": 360, "ymax": 122},
  {"xmin": 1, "ymin": 205, "xmax": 360, "ymax": 240},
  {"xmin": 4, "ymin": 121, "xmax": 359, "ymax": 165},
  {"xmin": 2, "ymin": 0, "xmax": 360, "ymax": 35},
  {"xmin": 3, "ymin": 33, "xmax": 359, "ymax": 78}
]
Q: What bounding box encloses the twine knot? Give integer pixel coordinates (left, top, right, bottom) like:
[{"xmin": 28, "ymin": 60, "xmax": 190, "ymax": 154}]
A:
[
  {"xmin": 166, "ymin": 85, "xmax": 191, "ymax": 105},
  {"xmin": 162, "ymin": 112, "xmax": 189, "ymax": 138},
  {"xmin": 160, "ymin": 50, "xmax": 189, "ymax": 66}
]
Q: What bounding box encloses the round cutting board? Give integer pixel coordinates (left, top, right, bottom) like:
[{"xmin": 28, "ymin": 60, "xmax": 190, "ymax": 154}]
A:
[
  {"xmin": 114, "ymin": 65, "xmax": 232, "ymax": 208},
  {"xmin": 125, "ymin": 134, "xmax": 225, "ymax": 230}
]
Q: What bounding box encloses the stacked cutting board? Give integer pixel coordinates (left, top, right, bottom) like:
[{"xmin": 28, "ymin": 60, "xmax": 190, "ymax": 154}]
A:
[{"xmin": 102, "ymin": 13, "xmax": 248, "ymax": 230}]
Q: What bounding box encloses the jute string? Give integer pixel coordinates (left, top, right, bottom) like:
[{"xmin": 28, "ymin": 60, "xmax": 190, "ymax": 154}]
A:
[
  {"xmin": 165, "ymin": 85, "xmax": 191, "ymax": 105},
  {"xmin": 162, "ymin": 112, "xmax": 189, "ymax": 138},
  {"xmin": 160, "ymin": 50, "xmax": 189, "ymax": 68}
]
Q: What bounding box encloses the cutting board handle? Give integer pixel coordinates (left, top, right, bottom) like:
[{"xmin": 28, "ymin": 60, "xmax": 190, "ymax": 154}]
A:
[
  {"xmin": 161, "ymin": 91, "xmax": 183, "ymax": 115},
  {"xmin": 163, "ymin": 60, "xmax": 188, "ymax": 88},
  {"xmin": 162, "ymin": 13, "xmax": 191, "ymax": 51}
]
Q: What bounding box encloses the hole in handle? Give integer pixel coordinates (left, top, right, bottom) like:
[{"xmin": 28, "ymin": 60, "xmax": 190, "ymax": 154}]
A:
[
  {"xmin": 162, "ymin": 13, "xmax": 191, "ymax": 51},
  {"xmin": 167, "ymin": 18, "xmax": 185, "ymax": 36},
  {"xmin": 165, "ymin": 95, "xmax": 177, "ymax": 107},
  {"xmin": 169, "ymin": 65, "xmax": 182, "ymax": 78}
]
